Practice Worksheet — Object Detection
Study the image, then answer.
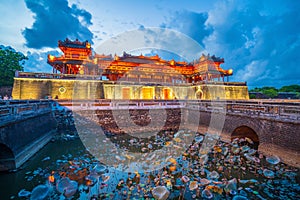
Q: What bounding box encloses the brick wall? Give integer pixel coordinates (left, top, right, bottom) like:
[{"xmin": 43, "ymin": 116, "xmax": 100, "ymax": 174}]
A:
[{"xmin": 185, "ymin": 109, "xmax": 300, "ymax": 167}]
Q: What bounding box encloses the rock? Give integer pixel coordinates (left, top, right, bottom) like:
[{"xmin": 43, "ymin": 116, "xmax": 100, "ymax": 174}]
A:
[
  {"xmin": 207, "ymin": 171, "xmax": 220, "ymax": 180},
  {"xmin": 152, "ymin": 186, "xmax": 170, "ymax": 200},
  {"xmin": 224, "ymin": 178, "xmax": 237, "ymax": 194},
  {"xmin": 30, "ymin": 185, "xmax": 49, "ymax": 200},
  {"xmin": 181, "ymin": 175, "xmax": 190, "ymax": 183},
  {"xmin": 263, "ymin": 169, "xmax": 275, "ymax": 178},
  {"xmin": 201, "ymin": 189, "xmax": 213, "ymax": 199},
  {"xmin": 189, "ymin": 181, "xmax": 198, "ymax": 190},
  {"xmin": 18, "ymin": 189, "xmax": 31, "ymax": 198},
  {"xmin": 232, "ymin": 195, "xmax": 249, "ymax": 200},
  {"xmin": 266, "ymin": 155, "xmax": 280, "ymax": 165},
  {"xmin": 41, "ymin": 157, "xmax": 50, "ymax": 162},
  {"xmin": 56, "ymin": 177, "xmax": 78, "ymax": 198}
]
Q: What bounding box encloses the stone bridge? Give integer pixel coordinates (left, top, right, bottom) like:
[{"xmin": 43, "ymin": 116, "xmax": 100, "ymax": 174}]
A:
[
  {"xmin": 184, "ymin": 100, "xmax": 300, "ymax": 167},
  {"xmin": 55, "ymin": 99, "xmax": 300, "ymax": 167},
  {"xmin": 0, "ymin": 100, "xmax": 56, "ymax": 171},
  {"xmin": 0, "ymin": 99, "xmax": 299, "ymax": 171}
]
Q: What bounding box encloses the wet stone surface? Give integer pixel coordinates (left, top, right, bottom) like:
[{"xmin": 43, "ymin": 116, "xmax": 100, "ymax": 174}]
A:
[{"xmin": 3, "ymin": 129, "xmax": 299, "ymax": 200}]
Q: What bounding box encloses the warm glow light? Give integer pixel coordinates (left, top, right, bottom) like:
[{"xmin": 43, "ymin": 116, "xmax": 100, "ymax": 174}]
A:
[
  {"xmin": 48, "ymin": 175, "xmax": 55, "ymax": 183},
  {"xmin": 49, "ymin": 55, "xmax": 55, "ymax": 61},
  {"xmin": 86, "ymin": 42, "xmax": 91, "ymax": 48},
  {"xmin": 228, "ymin": 69, "xmax": 233, "ymax": 75},
  {"xmin": 170, "ymin": 59, "xmax": 175, "ymax": 65}
]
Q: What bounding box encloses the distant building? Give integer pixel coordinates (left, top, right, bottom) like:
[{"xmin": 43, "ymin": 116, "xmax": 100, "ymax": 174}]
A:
[
  {"xmin": 249, "ymin": 92, "xmax": 269, "ymax": 99},
  {"xmin": 276, "ymin": 92, "xmax": 298, "ymax": 99}
]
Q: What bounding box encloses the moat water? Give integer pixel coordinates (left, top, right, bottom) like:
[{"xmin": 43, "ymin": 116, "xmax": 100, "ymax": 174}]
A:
[{"xmin": 0, "ymin": 131, "xmax": 299, "ymax": 200}]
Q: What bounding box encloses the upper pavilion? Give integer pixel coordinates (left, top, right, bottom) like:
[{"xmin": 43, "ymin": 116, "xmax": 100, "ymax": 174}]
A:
[{"xmin": 47, "ymin": 38, "xmax": 233, "ymax": 83}]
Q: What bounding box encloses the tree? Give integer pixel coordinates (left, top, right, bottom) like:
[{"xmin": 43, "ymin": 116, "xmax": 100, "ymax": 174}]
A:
[
  {"xmin": 262, "ymin": 87, "xmax": 278, "ymax": 98},
  {"xmin": 0, "ymin": 46, "xmax": 27, "ymax": 86},
  {"xmin": 279, "ymin": 85, "xmax": 300, "ymax": 93},
  {"xmin": 249, "ymin": 93, "xmax": 257, "ymax": 99},
  {"xmin": 249, "ymin": 87, "xmax": 261, "ymax": 92}
]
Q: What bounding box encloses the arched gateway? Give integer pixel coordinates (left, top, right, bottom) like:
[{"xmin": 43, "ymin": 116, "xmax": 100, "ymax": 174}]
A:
[
  {"xmin": 0, "ymin": 144, "xmax": 15, "ymax": 171},
  {"xmin": 231, "ymin": 126, "xmax": 259, "ymax": 149}
]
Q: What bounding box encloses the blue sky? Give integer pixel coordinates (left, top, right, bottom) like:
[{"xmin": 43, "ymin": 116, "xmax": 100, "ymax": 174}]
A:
[{"xmin": 0, "ymin": 0, "xmax": 299, "ymax": 88}]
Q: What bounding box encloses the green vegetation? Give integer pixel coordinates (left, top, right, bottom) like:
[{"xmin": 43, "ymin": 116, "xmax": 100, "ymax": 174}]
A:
[
  {"xmin": 279, "ymin": 85, "xmax": 300, "ymax": 93},
  {"xmin": 0, "ymin": 46, "xmax": 27, "ymax": 86},
  {"xmin": 249, "ymin": 85, "xmax": 300, "ymax": 99},
  {"xmin": 249, "ymin": 93, "xmax": 257, "ymax": 99}
]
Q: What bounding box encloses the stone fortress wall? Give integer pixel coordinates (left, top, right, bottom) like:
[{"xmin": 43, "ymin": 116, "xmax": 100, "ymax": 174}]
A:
[{"xmin": 12, "ymin": 77, "xmax": 249, "ymax": 100}]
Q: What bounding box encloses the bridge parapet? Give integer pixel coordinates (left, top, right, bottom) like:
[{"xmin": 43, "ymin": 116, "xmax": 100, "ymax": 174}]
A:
[
  {"xmin": 53, "ymin": 99, "xmax": 300, "ymax": 122},
  {"xmin": 185, "ymin": 100, "xmax": 300, "ymax": 121},
  {"xmin": 0, "ymin": 100, "xmax": 53, "ymax": 127},
  {"xmin": 52, "ymin": 99, "xmax": 185, "ymax": 111}
]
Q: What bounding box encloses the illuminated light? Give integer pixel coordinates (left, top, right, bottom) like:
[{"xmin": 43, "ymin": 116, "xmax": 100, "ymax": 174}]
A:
[
  {"xmin": 48, "ymin": 175, "xmax": 55, "ymax": 183},
  {"xmin": 170, "ymin": 59, "xmax": 175, "ymax": 65},
  {"xmin": 59, "ymin": 87, "xmax": 66, "ymax": 94},
  {"xmin": 168, "ymin": 158, "xmax": 177, "ymax": 165},
  {"xmin": 86, "ymin": 42, "xmax": 91, "ymax": 48},
  {"xmin": 49, "ymin": 55, "xmax": 55, "ymax": 61},
  {"xmin": 165, "ymin": 141, "xmax": 171, "ymax": 146},
  {"xmin": 169, "ymin": 165, "xmax": 176, "ymax": 172},
  {"xmin": 173, "ymin": 137, "xmax": 181, "ymax": 143},
  {"xmin": 228, "ymin": 69, "xmax": 233, "ymax": 75},
  {"xmin": 166, "ymin": 179, "xmax": 172, "ymax": 187}
]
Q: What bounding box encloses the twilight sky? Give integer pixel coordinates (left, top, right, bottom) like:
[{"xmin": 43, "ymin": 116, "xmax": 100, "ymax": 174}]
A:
[{"xmin": 0, "ymin": 0, "xmax": 299, "ymax": 88}]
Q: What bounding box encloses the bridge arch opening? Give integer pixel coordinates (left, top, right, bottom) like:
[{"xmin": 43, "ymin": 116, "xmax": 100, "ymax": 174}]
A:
[
  {"xmin": 231, "ymin": 126, "xmax": 259, "ymax": 149},
  {"xmin": 0, "ymin": 144, "xmax": 15, "ymax": 171}
]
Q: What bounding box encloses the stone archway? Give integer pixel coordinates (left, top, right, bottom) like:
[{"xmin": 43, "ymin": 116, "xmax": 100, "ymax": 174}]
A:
[
  {"xmin": 231, "ymin": 126, "xmax": 259, "ymax": 149},
  {"xmin": 0, "ymin": 144, "xmax": 15, "ymax": 171},
  {"xmin": 195, "ymin": 89, "xmax": 203, "ymax": 99}
]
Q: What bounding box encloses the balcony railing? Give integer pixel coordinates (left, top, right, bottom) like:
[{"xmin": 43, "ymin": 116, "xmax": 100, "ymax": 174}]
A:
[{"xmin": 15, "ymin": 72, "xmax": 246, "ymax": 86}]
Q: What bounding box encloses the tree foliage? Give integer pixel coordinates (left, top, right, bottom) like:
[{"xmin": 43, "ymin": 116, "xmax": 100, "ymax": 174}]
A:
[
  {"xmin": 262, "ymin": 88, "xmax": 278, "ymax": 98},
  {"xmin": 249, "ymin": 84, "xmax": 300, "ymax": 98},
  {"xmin": 249, "ymin": 93, "xmax": 256, "ymax": 99},
  {"xmin": 279, "ymin": 85, "xmax": 300, "ymax": 93},
  {"xmin": 0, "ymin": 46, "xmax": 27, "ymax": 86}
]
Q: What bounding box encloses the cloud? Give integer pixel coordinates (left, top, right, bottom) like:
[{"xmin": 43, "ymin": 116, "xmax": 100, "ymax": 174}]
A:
[
  {"xmin": 161, "ymin": 10, "xmax": 212, "ymax": 47},
  {"xmin": 23, "ymin": 50, "xmax": 60, "ymax": 73},
  {"xmin": 22, "ymin": 0, "xmax": 93, "ymax": 49},
  {"xmin": 157, "ymin": 1, "xmax": 299, "ymax": 87},
  {"xmin": 235, "ymin": 60, "xmax": 268, "ymax": 81},
  {"xmin": 95, "ymin": 27, "xmax": 204, "ymax": 61},
  {"xmin": 203, "ymin": 0, "xmax": 300, "ymax": 88}
]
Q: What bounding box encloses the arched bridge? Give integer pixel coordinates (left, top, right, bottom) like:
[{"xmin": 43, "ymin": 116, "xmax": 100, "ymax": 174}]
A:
[
  {"xmin": 1, "ymin": 99, "xmax": 299, "ymax": 171},
  {"xmin": 184, "ymin": 100, "xmax": 300, "ymax": 167},
  {"xmin": 55, "ymin": 99, "xmax": 300, "ymax": 167},
  {"xmin": 0, "ymin": 100, "xmax": 56, "ymax": 171}
]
